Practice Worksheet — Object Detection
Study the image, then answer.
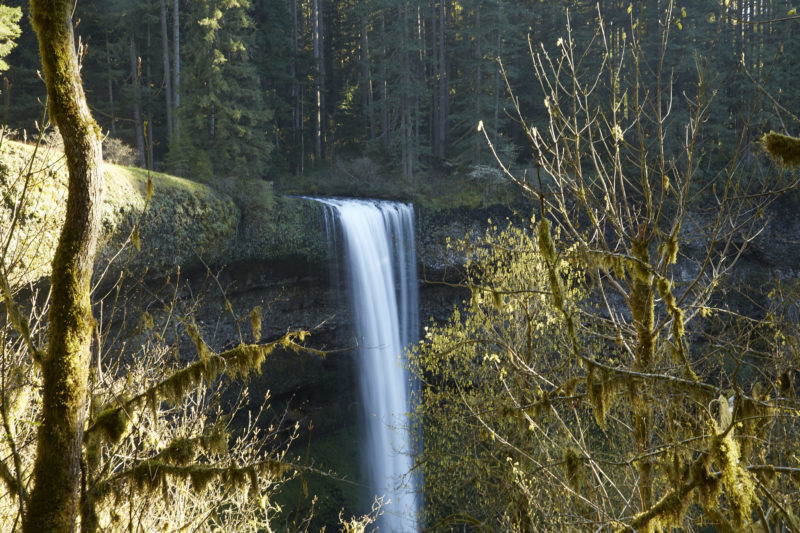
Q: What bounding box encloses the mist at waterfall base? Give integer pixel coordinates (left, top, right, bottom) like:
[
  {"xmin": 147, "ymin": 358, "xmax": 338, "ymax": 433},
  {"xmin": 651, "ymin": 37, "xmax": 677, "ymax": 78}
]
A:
[{"xmin": 314, "ymin": 198, "xmax": 420, "ymax": 532}]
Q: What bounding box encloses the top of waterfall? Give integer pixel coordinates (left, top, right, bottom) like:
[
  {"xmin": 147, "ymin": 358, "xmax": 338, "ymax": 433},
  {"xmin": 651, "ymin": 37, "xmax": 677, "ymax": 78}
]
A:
[{"xmin": 300, "ymin": 196, "xmax": 414, "ymax": 209}]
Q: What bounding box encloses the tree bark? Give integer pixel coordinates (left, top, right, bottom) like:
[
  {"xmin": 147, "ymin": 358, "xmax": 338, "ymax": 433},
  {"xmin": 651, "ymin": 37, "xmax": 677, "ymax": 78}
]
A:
[
  {"xmin": 474, "ymin": 3, "xmax": 481, "ymax": 161},
  {"xmin": 290, "ymin": 0, "xmax": 301, "ymax": 173},
  {"xmin": 104, "ymin": 32, "xmax": 115, "ymax": 136},
  {"xmin": 360, "ymin": 11, "xmax": 375, "ymax": 140},
  {"xmin": 313, "ymin": 0, "xmax": 324, "ymax": 162},
  {"xmin": 435, "ymin": 0, "xmax": 448, "ymax": 161},
  {"xmin": 160, "ymin": 0, "xmax": 174, "ymax": 139},
  {"xmin": 130, "ymin": 32, "xmax": 145, "ymax": 167},
  {"xmin": 172, "ymin": 0, "xmax": 180, "ymax": 135},
  {"xmin": 630, "ymin": 235, "xmax": 655, "ymax": 512},
  {"xmin": 379, "ymin": 11, "xmax": 389, "ymax": 150},
  {"xmin": 25, "ymin": 1, "xmax": 104, "ymax": 531}
]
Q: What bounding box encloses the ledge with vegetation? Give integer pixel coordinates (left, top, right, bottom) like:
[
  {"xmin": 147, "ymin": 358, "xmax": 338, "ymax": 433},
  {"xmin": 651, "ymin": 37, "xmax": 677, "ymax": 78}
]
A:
[{"xmin": 1, "ymin": 139, "xmax": 331, "ymax": 286}]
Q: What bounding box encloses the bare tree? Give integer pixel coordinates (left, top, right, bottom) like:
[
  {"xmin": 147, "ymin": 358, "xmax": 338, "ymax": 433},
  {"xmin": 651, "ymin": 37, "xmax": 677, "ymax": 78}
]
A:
[{"xmin": 417, "ymin": 4, "xmax": 800, "ymax": 531}]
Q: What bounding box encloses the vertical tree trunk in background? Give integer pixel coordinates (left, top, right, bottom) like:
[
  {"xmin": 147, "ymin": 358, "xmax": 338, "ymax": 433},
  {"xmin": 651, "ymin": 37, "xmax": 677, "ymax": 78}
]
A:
[
  {"xmin": 360, "ymin": 11, "xmax": 375, "ymax": 140},
  {"xmin": 290, "ymin": 0, "xmax": 301, "ymax": 173},
  {"xmin": 130, "ymin": 33, "xmax": 146, "ymax": 167},
  {"xmin": 415, "ymin": 5, "xmax": 423, "ymax": 164},
  {"xmin": 400, "ymin": 4, "xmax": 412, "ymax": 181},
  {"xmin": 379, "ymin": 11, "xmax": 389, "ymax": 150},
  {"xmin": 173, "ymin": 0, "xmax": 180, "ymax": 135},
  {"xmin": 313, "ymin": 0, "xmax": 324, "ymax": 162},
  {"xmin": 474, "ymin": 3, "xmax": 481, "ymax": 161},
  {"xmin": 493, "ymin": 1, "xmax": 501, "ymax": 136},
  {"xmin": 105, "ymin": 32, "xmax": 115, "ymax": 135},
  {"xmin": 146, "ymin": 19, "xmax": 155, "ymax": 167},
  {"xmin": 435, "ymin": 0, "xmax": 448, "ymax": 161},
  {"xmin": 24, "ymin": 1, "xmax": 104, "ymax": 531},
  {"xmin": 160, "ymin": 0, "xmax": 174, "ymax": 139}
]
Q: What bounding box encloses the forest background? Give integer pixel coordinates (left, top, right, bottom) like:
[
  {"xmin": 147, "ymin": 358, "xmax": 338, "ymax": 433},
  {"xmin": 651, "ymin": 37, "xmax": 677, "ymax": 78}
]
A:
[{"xmin": 3, "ymin": 0, "xmax": 798, "ymax": 195}]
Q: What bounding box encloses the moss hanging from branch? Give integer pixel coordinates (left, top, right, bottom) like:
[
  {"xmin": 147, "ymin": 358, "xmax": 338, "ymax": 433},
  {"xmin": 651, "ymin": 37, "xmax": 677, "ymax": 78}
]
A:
[
  {"xmin": 763, "ymin": 131, "xmax": 800, "ymax": 167},
  {"xmin": 85, "ymin": 330, "xmax": 314, "ymax": 444}
]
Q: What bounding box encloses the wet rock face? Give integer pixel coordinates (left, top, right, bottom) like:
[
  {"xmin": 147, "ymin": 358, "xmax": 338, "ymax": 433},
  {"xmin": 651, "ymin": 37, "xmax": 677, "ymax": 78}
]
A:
[
  {"xmin": 195, "ymin": 253, "xmax": 467, "ymax": 434},
  {"xmin": 184, "ymin": 192, "xmax": 800, "ymax": 433}
]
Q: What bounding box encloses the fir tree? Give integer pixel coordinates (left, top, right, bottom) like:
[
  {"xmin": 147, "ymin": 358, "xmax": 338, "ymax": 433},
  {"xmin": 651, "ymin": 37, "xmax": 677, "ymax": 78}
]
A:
[{"xmin": 169, "ymin": 0, "xmax": 273, "ymax": 181}]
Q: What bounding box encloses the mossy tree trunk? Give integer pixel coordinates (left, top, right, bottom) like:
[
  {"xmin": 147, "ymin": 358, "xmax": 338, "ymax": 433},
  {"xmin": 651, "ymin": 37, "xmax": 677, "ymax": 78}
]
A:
[
  {"xmin": 629, "ymin": 235, "xmax": 655, "ymax": 512},
  {"xmin": 24, "ymin": 1, "xmax": 104, "ymax": 532}
]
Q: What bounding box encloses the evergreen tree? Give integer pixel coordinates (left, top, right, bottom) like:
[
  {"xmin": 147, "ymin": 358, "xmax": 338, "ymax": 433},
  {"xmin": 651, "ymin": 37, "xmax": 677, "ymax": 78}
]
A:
[
  {"xmin": 169, "ymin": 0, "xmax": 273, "ymax": 181},
  {"xmin": 0, "ymin": 4, "xmax": 20, "ymax": 74}
]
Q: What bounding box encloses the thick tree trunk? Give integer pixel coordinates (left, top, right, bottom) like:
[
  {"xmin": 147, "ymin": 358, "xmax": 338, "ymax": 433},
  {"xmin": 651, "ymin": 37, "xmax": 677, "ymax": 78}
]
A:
[
  {"xmin": 474, "ymin": 4, "xmax": 481, "ymax": 161},
  {"xmin": 290, "ymin": 0, "xmax": 301, "ymax": 173},
  {"xmin": 25, "ymin": 1, "xmax": 104, "ymax": 531},
  {"xmin": 146, "ymin": 20, "xmax": 155, "ymax": 168}
]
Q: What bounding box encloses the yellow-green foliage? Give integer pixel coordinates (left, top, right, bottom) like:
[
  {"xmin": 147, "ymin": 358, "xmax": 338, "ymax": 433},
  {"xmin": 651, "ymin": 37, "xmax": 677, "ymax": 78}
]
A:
[
  {"xmin": 0, "ymin": 5, "xmax": 21, "ymax": 72},
  {"xmin": 412, "ymin": 216, "xmax": 595, "ymax": 529},
  {"xmin": 0, "ymin": 140, "xmax": 68, "ymax": 285}
]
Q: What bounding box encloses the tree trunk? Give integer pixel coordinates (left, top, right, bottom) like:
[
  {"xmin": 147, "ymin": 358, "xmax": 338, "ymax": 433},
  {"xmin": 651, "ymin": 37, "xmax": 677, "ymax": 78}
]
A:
[
  {"xmin": 630, "ymin": 235, "xmax": 655, "ymax": 512},
  {"xmin": 105, "ymin": 32, "xmax": 115, "ymax": 136},
  {"xmin": 146, "ymin": 18, "xmax": 155, "ymax": 168},
  {"xmin": 290, "ymin": 0, "xmax": 301, "ymax": 174},
  {"xmin": 130, "ymin": 33, "xmax": 146, "ymax": 167},
  {"xmin": 25, "ymin": 1, "xmax": 104, "ymax": 531},
  {"xmin": 493, "ymin": 0, "xmax": 501, "ymax": 136},
  {"xmin": 173, "ymin": 0, "xmax": 180, "ymax": 135},
  {"xmin": 474, "ymin": 3, "xmax": 481, "ymax": 162},
  {"xmin": 160, "ymin": 0, "xmax": 174, "ymax": 139},
  {"xmin": 313, "ymin": 0, "xmax": 323, "ymax": 162},
  {"xmin": 360, "ymin": 11, "xmax": 375, "ymax": 140},
  {"xmin": 379, "ymin": 11, "xmax": 389, "ymax": 150},
  {"xmin": 435, "ymin": 0, "xmax": 448, "ymax": 161}
]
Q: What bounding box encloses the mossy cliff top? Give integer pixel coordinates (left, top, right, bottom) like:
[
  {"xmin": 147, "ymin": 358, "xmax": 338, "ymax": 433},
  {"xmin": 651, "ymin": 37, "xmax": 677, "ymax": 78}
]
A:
[{"xmin": 1, "ymin": 140, "xmax": 326, "ymax": 286}]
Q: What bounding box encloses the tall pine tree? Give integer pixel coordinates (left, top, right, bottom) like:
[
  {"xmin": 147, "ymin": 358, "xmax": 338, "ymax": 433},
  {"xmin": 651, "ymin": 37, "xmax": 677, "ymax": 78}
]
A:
[{"xmin": 169, "ymin": 0, "xmax": 273, "ymax": 180}]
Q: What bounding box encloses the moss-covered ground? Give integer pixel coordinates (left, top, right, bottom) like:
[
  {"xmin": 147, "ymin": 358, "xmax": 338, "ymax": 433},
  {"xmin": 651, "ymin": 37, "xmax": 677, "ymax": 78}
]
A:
[{"xmin": 1, "ymin": 140, "xmax": 331, "ymax": 284}]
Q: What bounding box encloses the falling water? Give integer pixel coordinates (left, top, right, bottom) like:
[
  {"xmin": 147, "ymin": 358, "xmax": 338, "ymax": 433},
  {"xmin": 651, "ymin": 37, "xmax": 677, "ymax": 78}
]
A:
[{"xmin": 314, "ymin": 198, "xmax": 419, "ymax": 532}]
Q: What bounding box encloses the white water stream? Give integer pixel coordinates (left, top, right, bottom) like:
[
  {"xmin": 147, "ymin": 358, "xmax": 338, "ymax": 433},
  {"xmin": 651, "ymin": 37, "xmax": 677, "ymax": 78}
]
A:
[{"xmin": 315, "ymin": 198, "xmax": 420, "ymax": 532}]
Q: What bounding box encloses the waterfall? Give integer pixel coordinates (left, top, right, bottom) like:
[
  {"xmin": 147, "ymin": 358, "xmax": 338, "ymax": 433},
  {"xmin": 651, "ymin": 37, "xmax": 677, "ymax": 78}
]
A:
[{"xmin": 314, "ymin": 198, "xmax": 420, "ymax": 532}]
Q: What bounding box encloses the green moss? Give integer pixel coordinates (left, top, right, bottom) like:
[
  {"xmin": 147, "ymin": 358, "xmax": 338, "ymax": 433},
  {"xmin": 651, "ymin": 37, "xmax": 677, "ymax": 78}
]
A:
[
  {"xmin": 763, "ymin": 131, "xmax": 800, "ymax": 167},
  {"xmin": 88, "ymin": 406, "xmax": 129, "ymax": 443},
  {"xmin": 1, "ymin": 140, "xmax": 242, "ymax": 284}
]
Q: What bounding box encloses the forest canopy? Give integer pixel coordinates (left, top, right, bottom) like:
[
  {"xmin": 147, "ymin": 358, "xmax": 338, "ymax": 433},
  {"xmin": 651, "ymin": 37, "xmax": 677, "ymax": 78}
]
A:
[{"xmin": 3, "ymin": 0, "xmax": 798, "ymax": 189}]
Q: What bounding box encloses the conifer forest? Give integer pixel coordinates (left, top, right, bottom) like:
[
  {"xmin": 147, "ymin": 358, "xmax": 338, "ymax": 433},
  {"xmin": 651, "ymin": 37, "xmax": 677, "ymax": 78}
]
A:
[{"xmin": 1, "ymin": 0, "xmax": 800, "ymax": 531}]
